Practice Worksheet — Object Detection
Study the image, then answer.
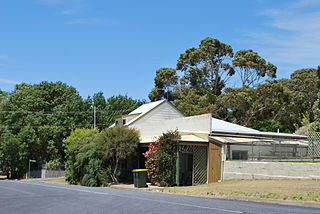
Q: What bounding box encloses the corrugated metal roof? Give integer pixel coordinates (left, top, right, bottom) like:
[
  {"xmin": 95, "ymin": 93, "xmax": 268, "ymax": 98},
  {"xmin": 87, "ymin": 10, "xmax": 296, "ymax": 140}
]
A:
[
  {"xmin": 211, "ymin": 117, "xmax": 259, "ymax": 134},
  {"xmin": 210, "ymin": 136, "xmax": 309, "ymax": 146},
  {"xmin": 125, "ymin": 100, "xmax": 166, "ymax": 126},
  {"xmin": 129, "ymin": 100, "xmax": 165, "ymax": 115},
  {"xmin": 211, "ymin": 117, "xmax": 307, "ymax": 139},
  {"xmin": 110, "ymin": 100, "xmax": 166, "ymax": 128}
]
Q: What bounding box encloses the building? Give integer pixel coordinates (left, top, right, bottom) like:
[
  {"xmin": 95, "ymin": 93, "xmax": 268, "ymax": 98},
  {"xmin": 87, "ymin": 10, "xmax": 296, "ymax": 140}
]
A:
[{"xmin": 114, "ymin": 100, "xmax": 309, "ymax": 185}]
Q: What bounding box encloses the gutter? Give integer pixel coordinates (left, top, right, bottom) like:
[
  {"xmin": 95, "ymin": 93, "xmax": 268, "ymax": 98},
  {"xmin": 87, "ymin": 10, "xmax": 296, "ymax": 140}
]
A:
[{"xmin": 210, "ymin": 131, "xmax": 308, "ymax": 140}]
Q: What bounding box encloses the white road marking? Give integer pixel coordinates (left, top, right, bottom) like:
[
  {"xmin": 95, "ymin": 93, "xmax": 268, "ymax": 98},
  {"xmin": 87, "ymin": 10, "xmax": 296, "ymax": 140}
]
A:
[{"xmin": 3, "ymin": 180, "xmax": 244, "ymax": 213}]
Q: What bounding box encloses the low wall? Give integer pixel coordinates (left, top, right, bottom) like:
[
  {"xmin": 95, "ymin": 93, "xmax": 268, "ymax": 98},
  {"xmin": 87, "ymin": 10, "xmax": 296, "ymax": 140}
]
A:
[
  {"xmin": 41, "ymin": 170, "xmax": 65, "ymax": 178},
  {"xmin": 223, "ymin": 161, "xmax": 320, "ymax": 180}
]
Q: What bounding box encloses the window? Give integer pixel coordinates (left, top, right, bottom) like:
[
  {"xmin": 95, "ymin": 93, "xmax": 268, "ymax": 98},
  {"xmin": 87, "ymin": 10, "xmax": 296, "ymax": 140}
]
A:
[
  {"xmin": 115, "ymin": 119, "xmax": 126, "ymax": 125},
  {"xmin": 232, "ymin": 150, "xmax": 248, "ymax": 160}
]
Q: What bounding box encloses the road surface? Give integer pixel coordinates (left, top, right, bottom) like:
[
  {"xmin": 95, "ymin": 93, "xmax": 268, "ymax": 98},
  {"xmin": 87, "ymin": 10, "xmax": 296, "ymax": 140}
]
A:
[{"xmin": 0, "ymin": 180, "xmax": 319, "ymax": 214}]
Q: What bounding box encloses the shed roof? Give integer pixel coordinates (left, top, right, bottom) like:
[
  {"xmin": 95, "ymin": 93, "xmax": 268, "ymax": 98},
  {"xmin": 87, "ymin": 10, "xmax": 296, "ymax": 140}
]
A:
[
  {"xmin": 211, "ymin": 117, "xmax": 259, "ymax": 134},
  {"xmin": 211, "ymin": 117, "xmax": 307, "ymax": 140},
  {"xmin": 210, "ymin": 136, "xmax": 309, "ymax": 146}
]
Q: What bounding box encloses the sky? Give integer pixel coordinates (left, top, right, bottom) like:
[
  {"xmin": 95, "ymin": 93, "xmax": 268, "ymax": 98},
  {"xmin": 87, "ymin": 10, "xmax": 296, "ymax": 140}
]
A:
[{"xmin": 0, "ymin": 0, "xmax": 319, "ymax": 100}]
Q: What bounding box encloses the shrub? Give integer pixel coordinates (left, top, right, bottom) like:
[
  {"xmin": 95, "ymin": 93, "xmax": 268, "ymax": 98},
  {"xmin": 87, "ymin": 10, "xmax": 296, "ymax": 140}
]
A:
[
  {"xmin": 144, "ymin": 130, "xmax": 180, "ymax": 186},
  {"xmin": 65, "ymin": 126, "xmax": 140, "ymax": 186}
]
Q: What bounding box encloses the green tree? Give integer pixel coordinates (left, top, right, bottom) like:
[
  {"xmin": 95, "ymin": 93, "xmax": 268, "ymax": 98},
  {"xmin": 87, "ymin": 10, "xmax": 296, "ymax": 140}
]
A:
[
  {"xmin": 104, "ymin": 95, "xmax": 145, "ymax": 127},
  {"xmin": 65, "ymin": 126, "xmax": 140, "ymax": 186},
  {"xmin": 173, "ymin": 86, "xmax": 216, "ymax": 116},
  {"xmin": 312, "ymin": 91, "xmax": 320, "ymax": 131},
  {"xmin": 95, "ymin": 126, "xmax": 140, "ymax": 183},
  {"xmin": 215, "ymin": 86, "xmax": 255, "ymax": 124},
  {"xmin": 249, "ymin": 82, "xmax": 293, "ymax": 132},
  {"xmin": 176, "ymin": 37, "xmax": 234, "ymax": 96},
  {"xmin": 149, "ymin": 68, "xmax": 178, "ymax": 101},
  {"xmin": 90, "ymin": 92, "xmax": 107, "ymax": 130},
  {"xmin": 215, "ymin": 82, "xmax": 294, "ymax": 132},
  {"xmin": 0, "ymin": 89, "xmax": 8, "ymax": 104},
  {"xmin": 0, "ymin": 131, "xmax": 28, "ymax": 179},
  {"xmin": 232, "ymin": 49, "xmax": 277, "ymax": 87},
  {"xmin": 0, "ymin": 81, "xmax": 91, "ymax": 178},
  {"xmin": 283, "ymin": 68, "xmax": 318, "ymax": 124},
  {"xmin": 64, "ymin": 128, "xmax": 99, "ymax": 185}
]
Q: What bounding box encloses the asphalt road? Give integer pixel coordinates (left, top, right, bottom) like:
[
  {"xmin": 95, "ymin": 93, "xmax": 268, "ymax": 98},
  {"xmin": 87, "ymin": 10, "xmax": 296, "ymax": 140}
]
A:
[{"xmin": 0, "ymin": 180, "xmax": 319, "ymax": 214}]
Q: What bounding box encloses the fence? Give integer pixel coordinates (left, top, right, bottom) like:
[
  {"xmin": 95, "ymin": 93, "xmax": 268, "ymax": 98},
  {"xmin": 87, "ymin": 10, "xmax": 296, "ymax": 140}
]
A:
[
  {"xmin": 226, "ymin": 134, "xmax": 320, "ymax": 162},
  {"xmin": 307, "ymin": 131, "xmax": 320, "ymax": 159}
]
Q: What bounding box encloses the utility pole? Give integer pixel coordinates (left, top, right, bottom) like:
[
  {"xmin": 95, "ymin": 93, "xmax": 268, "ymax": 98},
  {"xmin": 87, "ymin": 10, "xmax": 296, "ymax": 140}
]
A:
[{"xmin": 93, "ymin": 106, "xmax": 96, "ymax": 129}]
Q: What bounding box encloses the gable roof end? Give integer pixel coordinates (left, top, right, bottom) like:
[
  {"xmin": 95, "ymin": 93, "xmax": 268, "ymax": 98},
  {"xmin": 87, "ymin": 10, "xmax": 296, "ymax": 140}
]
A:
[{"xmin": 125, "ymin": 100, "xmax": 167, "ymax": 126}]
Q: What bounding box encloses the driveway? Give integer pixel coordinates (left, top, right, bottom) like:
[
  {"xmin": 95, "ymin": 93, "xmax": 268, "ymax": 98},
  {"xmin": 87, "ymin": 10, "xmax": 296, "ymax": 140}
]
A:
[{"xmin": 0, "ymin": 180, "xmax": 319, "ymax": 214}]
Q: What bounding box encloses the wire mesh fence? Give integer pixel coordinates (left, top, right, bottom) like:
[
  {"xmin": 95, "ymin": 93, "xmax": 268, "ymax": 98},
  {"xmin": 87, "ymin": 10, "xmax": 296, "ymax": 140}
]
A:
[
  {"xmin": 226, "ymin": 133, "xmax": 320, "ymax": 162},
  {"xmin": 307, "ymin": 131, "xmax": 320, "ymax": 159}
]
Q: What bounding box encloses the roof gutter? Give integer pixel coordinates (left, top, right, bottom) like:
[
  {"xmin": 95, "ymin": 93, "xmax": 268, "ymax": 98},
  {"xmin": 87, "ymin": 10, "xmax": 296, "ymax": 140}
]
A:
[{"xmin": 210, "ymin": 131, "xmax": 308, "ymax": 140}]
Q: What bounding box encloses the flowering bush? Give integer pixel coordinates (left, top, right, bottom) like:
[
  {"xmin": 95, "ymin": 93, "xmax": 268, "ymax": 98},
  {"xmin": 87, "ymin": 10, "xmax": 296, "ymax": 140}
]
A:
[
  {"xmin": 144, "ymin": 141, "xmax": 160, "ymax": 182},
  {"xmin": 144, "ymin": 131, "xmax": 180, "ymax": 186}
]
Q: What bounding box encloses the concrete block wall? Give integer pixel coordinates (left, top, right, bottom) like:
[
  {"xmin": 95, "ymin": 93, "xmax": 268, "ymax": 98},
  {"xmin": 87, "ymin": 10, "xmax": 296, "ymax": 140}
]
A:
[{"xmin": 223, "ymin": 161, "xmax": 320, "ymax": 180}]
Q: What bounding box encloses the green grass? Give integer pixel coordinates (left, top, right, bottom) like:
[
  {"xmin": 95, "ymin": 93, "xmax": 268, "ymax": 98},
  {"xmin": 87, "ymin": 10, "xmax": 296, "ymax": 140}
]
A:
[{"xmin": 48, "ymin": 178, "xmax": 67, "ymax": 184}]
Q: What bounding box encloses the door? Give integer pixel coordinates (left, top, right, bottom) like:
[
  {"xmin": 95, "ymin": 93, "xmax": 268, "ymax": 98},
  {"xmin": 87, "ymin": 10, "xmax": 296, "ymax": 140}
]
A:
[
  {"xmin": 208, "ymin": 142, "xmax": 222, "ymax": 183},
  {"xmin": 181, "ymin": 152, "xmax": 193, "ymax": 186}
]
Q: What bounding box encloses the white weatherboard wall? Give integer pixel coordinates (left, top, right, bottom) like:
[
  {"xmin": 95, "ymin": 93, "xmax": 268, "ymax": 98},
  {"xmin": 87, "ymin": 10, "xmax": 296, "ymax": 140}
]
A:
[
  {"xmin": 131, "ymin": 113, "xmax": 212, "ymax": 142},
  {"xmin": 223, "ymin": 161, "xmax": 320, "ymax": 180},
  {"xmin": 131, "ymin": 101, "xmax": 184, "ymax": 126}
]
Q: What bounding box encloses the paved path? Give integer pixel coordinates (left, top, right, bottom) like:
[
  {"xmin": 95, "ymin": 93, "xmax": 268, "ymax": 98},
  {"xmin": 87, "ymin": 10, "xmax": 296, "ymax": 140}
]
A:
[{"xmin": 0, "ymin": 180, "xmax": 319, "ymax": 214}]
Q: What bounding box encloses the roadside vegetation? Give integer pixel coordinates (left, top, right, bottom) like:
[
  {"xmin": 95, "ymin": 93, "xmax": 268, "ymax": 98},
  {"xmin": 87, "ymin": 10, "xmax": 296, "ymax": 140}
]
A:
[
  {"xmin": 48, "ymin": 178, "xmax": 67, "ymax": 184},
  {"xmin": 65, "ymin": 126, "xmax": 140, "ymax": 187},
  {"xmin": 0, "ymin": 84, "xmax": 144, "ymax": 179},
  {"xmin": 152, "ymin": 180, "xmax": 320, "ymax": 203}
]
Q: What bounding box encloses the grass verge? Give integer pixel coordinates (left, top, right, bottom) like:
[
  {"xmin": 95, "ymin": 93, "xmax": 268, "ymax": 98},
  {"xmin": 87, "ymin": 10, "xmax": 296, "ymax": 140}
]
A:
[
  {"xmin": 48, "ymin": 178, "xmax": 67, "ymax": 184},
  {"xmin": 150, "ymin": 180, "xmax": 320, "ymax": 203}
]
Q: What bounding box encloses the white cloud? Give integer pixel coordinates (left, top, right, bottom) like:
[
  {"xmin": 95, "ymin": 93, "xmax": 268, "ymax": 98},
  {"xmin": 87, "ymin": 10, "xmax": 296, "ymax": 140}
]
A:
[
  {"xmin": 0, "ymin": 55, "xmax": 8, "ymax": 59},
  {"xmin": 291, "ymin": 0, "xmax": 320, "ymax": 8},
  {"xmin": 67, "ymin": 18, "xmax": 102, "ymax": 25},
  {"xmin": 40, "ymin": 0, "xmax": 64, "ymax": 4},
  {"xmin": 62, "ymin": 9, "xmax": 75, "ymax": 15},
  {"xmin": 0, "ymin": 78, "xmax": 20, "ymax": 85},
  {"xmin": 244, "ymin": 0, "xmax": 320, "ymax": 74}
]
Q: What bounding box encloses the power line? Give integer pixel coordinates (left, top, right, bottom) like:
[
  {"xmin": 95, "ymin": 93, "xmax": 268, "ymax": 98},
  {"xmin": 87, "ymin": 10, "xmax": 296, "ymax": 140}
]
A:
[
  {"xmin": 0, "ymin": 109, "xmax": 136, "ymax": 114},
  {"xmin": 0, "ymin": 123, "xmax": 110, "ymax": 129}
]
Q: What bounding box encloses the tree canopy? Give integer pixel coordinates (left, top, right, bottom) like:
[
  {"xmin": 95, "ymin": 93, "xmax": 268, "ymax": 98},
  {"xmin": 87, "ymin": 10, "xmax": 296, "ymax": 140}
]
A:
[
  {"xmin": 148, "ymin": 68, "xmax": 178, "ymax": 101},
  {"xmin": 177, "ymin": 37, "xmax": 234, "ymax": 96},
  {"xmin": 0, "ymin": 82, "xmax": 91, "ymax": 178},
  {"xmin": 147, "ymin": 38, "xmax": 320, "ymax": 133},
  {"xmin": 0, "ymin": 82, "xmax": 143, "ymax": 179},
  {"xmin": 233, "ymin": 49, "xmax": 277, "ymax": 87}
]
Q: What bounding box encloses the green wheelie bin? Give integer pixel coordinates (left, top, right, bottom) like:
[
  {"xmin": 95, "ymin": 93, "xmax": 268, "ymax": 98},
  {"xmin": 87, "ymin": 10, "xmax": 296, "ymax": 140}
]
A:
[{"xmin": 132, "ymin": 169, "xmax": 148, "ymax": 188}]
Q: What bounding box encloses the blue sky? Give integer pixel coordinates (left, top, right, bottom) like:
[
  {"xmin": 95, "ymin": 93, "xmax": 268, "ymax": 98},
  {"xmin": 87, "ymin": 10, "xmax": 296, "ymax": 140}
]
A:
[{"xmin": 0, "ymin": 0, "xmax": 319, "ymax": 100}]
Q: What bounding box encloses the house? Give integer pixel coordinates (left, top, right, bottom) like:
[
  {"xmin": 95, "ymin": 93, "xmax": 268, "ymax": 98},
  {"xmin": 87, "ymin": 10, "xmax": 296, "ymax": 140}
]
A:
[{"xmin": 114, "ymin": 100, "xmax": 309, "ymax": 185}]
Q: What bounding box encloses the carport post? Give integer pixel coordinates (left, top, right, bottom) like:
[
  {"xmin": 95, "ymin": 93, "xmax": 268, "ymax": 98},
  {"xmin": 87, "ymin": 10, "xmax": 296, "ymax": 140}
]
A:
[{"xmin": 176, "ymin": 151, "xmax": 181, "ymax": 186}]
